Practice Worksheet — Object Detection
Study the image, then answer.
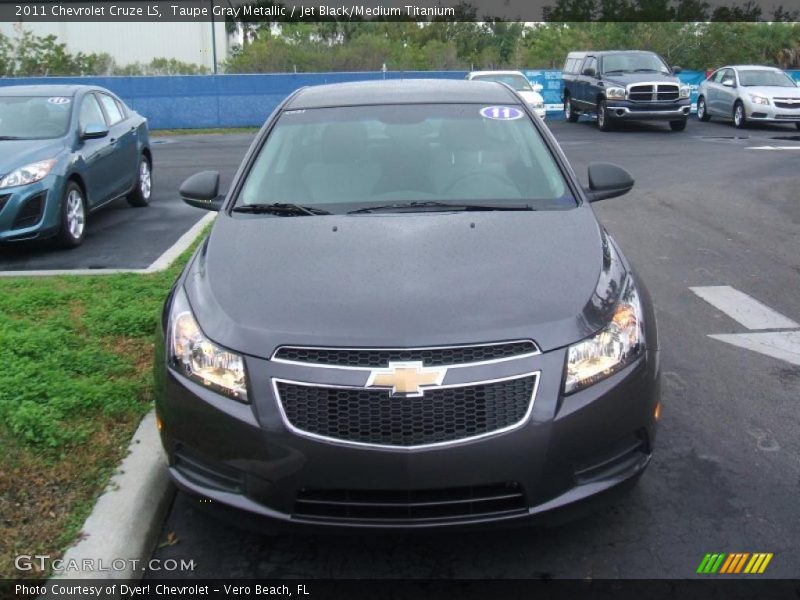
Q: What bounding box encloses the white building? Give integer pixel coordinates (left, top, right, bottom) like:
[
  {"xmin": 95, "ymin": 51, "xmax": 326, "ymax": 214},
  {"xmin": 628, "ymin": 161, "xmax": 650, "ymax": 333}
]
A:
[{"xmin": 0, "ymin": 21, "xmax": 231, "ymax": 72}]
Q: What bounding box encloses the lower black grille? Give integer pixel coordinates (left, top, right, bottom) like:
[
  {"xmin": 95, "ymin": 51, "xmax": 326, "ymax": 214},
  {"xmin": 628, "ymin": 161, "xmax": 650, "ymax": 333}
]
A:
[
  {"xmin": 774, "ymin": 101, "xmax": 800, "ymax": 110},
  {"xmin": 13, "ymin": 192, "xmax": 45, "ymax": 229},
  {"xmin": 294, "ymin": 482, "xmax": 527, "ymax": 523},
  {"xmin": 273, "ymin": 341, "xmax": 538, "ymax": 367},
  {"xmin": 276, "ymin": 375, "xmax": 537, "ymax": 447},
  {"xmin": 0, "ymin": 194, "xmax": 9, "ymax": 213}
]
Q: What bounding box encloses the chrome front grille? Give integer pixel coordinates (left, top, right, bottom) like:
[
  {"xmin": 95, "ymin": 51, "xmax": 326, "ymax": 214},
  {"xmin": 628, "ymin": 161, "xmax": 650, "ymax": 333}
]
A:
[
  {"xmin": 273, "ymin": 373, "xmax": 539, "ymax": 449},
  {"xmin": 627, "ymin": 83, "xmax": 680, "ymax": 102},
  {"xmin": 272, "ymin": 340, "xmax": 539, "ymax": 368},
  {"xmin": 774, "ymin": 99, "xmax": 800, "ymax": 110}
]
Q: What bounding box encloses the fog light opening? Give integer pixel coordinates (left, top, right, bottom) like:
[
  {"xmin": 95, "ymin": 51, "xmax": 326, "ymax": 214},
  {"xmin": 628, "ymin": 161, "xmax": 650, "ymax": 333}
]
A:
[
  {"xmin": 654, "ymin": 401, "xmax": 662, "ymax": 422},
  {"xmin": 616, "ymin": 109, "xmax": 625, "ymax": 117}
]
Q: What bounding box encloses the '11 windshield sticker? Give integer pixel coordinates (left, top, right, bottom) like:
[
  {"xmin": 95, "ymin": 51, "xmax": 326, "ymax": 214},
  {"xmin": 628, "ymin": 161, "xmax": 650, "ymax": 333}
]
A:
[{"xmin": 480, "ymin": 106, "xmax": 524, "ymax": 120}]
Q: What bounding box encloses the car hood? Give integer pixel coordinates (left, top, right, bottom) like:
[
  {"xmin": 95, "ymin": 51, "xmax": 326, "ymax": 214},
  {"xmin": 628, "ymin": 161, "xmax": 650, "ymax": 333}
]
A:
[
  {"xmin": 743, "ymin": 86, "xmax": 800, "ymax": 99},
  {"xmin": 184, "ymin": 208, "xmax": 627, "ymax": 358},
  {"xmin": 602, "ymin": 73, "xmax": 681, "ymax": 87},
  {"xmin": 0, "ymin": 138, "xmax": 67, "ymax": 178},
  {"xmin": 519, "ymin": 90, "xmax": 544, "ymax": 105}
]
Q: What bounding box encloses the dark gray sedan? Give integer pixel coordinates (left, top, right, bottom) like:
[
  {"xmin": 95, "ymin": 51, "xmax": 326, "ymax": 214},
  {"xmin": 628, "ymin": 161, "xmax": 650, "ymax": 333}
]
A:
[
  {"xmin": 155, "ymin": 80, "xmax": 660, "ymax": 530},
  {"xmin": 0, "ymin": 84, "xmax": 152, "ymax": 247}
]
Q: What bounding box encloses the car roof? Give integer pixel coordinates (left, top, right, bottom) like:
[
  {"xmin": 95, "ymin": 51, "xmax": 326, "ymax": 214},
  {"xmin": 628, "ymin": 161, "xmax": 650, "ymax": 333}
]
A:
[
  {"xmin": 726, "ymin": 65, "xmax": 783, "ymax": 71},
  {"xmin": 568, "ymin": 50, "xmax": 659, "ymax": 56},
  {"xmin": 0, "ymin": 84, "xmax": 100, "ymax": 96},
  {"xmin": 469, "ymin": 70, "xmax": 526, "ymax": 77},
  {"xmin": 286, "ymin": 79, "xmax": 518, "ymax": 110}
]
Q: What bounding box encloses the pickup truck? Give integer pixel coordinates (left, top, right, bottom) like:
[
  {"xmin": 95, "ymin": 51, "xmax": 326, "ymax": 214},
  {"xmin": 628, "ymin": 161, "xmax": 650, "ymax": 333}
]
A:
[{"xmin": 562, "ymin": 50, "xmax": 691, "ymax": 131}]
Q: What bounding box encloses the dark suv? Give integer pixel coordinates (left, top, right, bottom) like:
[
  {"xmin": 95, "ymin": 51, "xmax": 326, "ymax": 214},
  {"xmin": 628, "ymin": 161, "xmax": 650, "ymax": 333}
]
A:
[{"xmin": 562, "ymin": 50, "xmax": 691, "ymax": 131}]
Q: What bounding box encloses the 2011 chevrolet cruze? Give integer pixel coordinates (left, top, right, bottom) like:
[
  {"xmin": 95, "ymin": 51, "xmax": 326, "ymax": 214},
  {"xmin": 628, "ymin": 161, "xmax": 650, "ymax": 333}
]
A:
[{"xmin": 155, "ymin": 80, "xmax": 660, "ymax": 530}]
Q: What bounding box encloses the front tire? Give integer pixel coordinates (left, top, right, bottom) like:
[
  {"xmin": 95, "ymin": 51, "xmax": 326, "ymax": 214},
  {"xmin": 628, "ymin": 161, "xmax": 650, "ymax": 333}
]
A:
[
  {"xmin": 564, "ymin": 96, "xmax": 579, "ymax": 123},
  {"xmin": 597, "ymin": 99, "xmax": 612, "ymax": 131},
  {"xmin": 127, "ymin": 155, "xmax": 152, "ymax": 207},
  {"xmin": 733, "ymin": 101, "xmax": 747, "ymax": 129},
  {"xmin": 57, "ymin": 182, "xmax": 86, "ymax": 249},
  {"xmin": 669, "ymin": 119, "xmax": 687, "ymax": 131},
  {"xmin": 697, "ymin": 96, "xmax": 710, "ymax": 121}
]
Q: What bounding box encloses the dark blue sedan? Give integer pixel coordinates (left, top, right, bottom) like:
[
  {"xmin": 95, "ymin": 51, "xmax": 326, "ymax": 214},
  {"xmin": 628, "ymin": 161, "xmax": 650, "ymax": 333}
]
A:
[{"xmin": 0, "ymin": 85, "xmax": 152, "ymax": 248}]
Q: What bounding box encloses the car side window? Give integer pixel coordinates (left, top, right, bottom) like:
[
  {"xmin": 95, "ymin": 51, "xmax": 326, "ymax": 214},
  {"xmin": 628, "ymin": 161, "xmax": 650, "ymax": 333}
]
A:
[
  {"xmin": 79, "ymin": 94, "xmax": 106, "ymax": 130},
  {"xmin": 98, "ymin": 93, "xmax": 124, "ymax": 125},
  {"xmin": 583, "ymin": 57, "xmax": 597, "ymax": 76}
]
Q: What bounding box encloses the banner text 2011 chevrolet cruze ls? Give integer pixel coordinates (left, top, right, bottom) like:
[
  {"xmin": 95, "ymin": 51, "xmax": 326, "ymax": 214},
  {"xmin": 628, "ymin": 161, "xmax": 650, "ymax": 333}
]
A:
[{"xmin": 155, "ymin": 80, "xmax": 661, "ymax": 530}]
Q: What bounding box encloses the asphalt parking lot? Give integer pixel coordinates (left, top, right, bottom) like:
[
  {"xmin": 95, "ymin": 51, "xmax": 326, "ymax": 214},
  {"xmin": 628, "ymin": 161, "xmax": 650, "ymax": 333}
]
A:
[
  {"xmin": 0, "ymin": 133, "xmax": 252, "ymax": 272},
  {"xmin": 140, "ymin": 117, "xmax": 800, "ymax": 579}
]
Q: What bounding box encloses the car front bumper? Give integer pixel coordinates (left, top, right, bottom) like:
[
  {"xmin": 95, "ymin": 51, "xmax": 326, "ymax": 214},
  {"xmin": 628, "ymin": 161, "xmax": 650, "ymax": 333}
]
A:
[
  {"xmin": 0, "ymin": 178, "xmax": 61, "ymax": 242},
  {"xmin": 606, "ymin": 100, "xmax": 691, "ymax": 121},
  {"xmin": 746, "ymin": 102, "xmax": 800, "ymax": 122},
  {"xmin": 155, "ymin": 329, "xmax": 660, "ymax": 531}
]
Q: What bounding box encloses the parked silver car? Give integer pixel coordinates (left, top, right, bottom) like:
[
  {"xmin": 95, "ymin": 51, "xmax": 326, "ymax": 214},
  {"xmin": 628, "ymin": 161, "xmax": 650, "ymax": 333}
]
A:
[{"xmin": 697, "ymin": 65, "xmax": 800, "ymax": 129}]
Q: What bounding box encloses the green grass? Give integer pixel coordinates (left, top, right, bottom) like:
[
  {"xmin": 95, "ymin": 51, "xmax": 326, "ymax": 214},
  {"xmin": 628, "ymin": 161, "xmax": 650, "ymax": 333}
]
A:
[
  {"xmin": 0, "ymin": 229, "xmax": 209, "ymax": 578},
  {"xmin": 151, "ymin": 127, "xmax": 259, "ymax": 136}
]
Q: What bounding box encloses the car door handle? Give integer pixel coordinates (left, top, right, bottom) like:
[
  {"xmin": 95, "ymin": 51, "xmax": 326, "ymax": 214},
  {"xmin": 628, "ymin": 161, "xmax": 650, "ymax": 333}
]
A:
[{"xmin": 109, "ymin": 138, "xmax": 117, "ymax": 144}]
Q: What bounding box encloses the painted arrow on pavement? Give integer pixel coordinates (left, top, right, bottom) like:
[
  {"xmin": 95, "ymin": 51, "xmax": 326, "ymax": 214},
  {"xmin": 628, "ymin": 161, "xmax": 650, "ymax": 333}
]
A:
[{"xmin": 691, "ymin": 286, "xmax": 800, "ymax": 366}]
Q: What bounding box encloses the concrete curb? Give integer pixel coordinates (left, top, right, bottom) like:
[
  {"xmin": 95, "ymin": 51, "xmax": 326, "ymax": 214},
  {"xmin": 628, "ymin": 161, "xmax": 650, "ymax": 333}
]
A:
[{"xmin": 51, "ymin": 411, "xmax": 174, "ymax": 580}]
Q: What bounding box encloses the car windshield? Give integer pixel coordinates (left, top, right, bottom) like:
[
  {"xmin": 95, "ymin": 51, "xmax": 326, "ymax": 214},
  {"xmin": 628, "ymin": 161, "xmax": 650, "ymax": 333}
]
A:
[
  {"xmin": 471, "ymin": 74, "xmax": 533, "ymax": 92},
  {"xmin": 236, "ymin": 104, "xmax": 574, "ymax": 213},
  {"xmin": 0, "ymin": 95, "xmax": 73, "ymax": 139},
  {"xmin": 602, "ymin": 53, "xmax": 670, "ymax": 75},
  {"xmin": 738, "ymin": 70, "xmax": 796, "ymax": 87}
]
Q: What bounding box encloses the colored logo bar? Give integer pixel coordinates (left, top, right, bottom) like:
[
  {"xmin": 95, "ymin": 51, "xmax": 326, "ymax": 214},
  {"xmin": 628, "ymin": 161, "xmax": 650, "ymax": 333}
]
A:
[{"xmin": 697, "ymin": 553, "xmax": 773, "ymax": 574}]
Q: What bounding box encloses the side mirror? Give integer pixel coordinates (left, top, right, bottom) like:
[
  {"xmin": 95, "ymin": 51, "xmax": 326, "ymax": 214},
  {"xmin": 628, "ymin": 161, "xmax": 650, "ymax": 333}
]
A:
[
  {"xmin": 582, "ymin": 67, "xmax": 596, "ymax": 77},
  {"xmin": 81, "ymin": 123, "xmax": 108, "ymax": 139},
  {"xmin": 672, "ymin": 65, "xmax": 683, "ymax": 74},
  {"xmin": 585, "ymin": 163, "xmax": 634, "ymax": 202},
  {"xmin": 722, "ymin": 78, "xmax": 736, "ymax": 88},
  {"xmin": 179, "ymin": 171, "xmax": 223, "ymax": 211},
  {"xmin": 532, "ymin": 83, "xmax": 544, "ymax": 92}
]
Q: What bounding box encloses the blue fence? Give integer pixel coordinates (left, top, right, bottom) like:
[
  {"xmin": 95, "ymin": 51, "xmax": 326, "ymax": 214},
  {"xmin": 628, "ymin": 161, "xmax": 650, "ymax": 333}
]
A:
[{"xmin": 2, "ymin": 69, "xmax": 798, "ymax": 129}]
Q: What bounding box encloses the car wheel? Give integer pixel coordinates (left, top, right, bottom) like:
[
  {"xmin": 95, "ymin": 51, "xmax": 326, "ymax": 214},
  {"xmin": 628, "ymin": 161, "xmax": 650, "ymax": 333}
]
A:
[
  {"xmin": 564, "ymin": 97, "xmax": 579, "ymax": 123},
  {"xmin": 58, "ymin": 182, "xmax": 86, "ymax": 249},
  {"xmin": 697, "ymin": 97, "xmax": 710, "ymax": 121},
  {"xmin": 597, "ymin": 99, "xmax": 612, "ymax": 131},
  {"xmin": 127, "ymin": 155, "xmax": 152, "ymax": 207},
  {"xmin": 669, "ymin": 119, "xmax": 687, "ymax": 131},
  {"xmin": 733, "ymin": 101, "xmax": 747, "ymax": 129}
]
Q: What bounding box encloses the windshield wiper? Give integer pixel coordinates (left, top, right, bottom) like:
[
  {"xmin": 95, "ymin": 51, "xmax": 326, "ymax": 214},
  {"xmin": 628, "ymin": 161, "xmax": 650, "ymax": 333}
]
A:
[
  {"xmin": 347, "ymin": 201, "xmax": 534, "ymax": 214},
  {"xmin": 232, "ymin": 202, "xmax": 332, "ymax": 216},
  {"xmin": 633, "ymin": 68, "xmax": 667, "ymax": 73},
  {"xmin": 603, "ymin": 69, "xmax": 630, "ymax": 74},
  {"xmin": 0, "ymin": 135, "xmax": 24, "ymax": 140}
]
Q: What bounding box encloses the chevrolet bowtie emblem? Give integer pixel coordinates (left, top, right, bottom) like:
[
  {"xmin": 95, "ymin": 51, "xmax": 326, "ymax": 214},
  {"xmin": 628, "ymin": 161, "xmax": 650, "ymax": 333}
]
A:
[{"xmin": 366, "ymin": 361, "xmax": 447, "ymax": 397}]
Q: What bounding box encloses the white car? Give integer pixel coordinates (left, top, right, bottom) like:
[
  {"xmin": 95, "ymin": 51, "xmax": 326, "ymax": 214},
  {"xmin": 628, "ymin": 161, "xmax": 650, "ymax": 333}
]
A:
[
  {"xmin": 697, "ymin": 65, "xmax": 800, "ymax": 129},
  {"xmin": 467, "ymin": 70, "xmax": 547, "ymax": 119}
]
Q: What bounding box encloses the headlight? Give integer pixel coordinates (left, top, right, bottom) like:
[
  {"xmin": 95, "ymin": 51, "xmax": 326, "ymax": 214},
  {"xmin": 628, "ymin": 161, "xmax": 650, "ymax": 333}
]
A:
[
  {"xmin": 169, "ymin": 287, "xmax": 248, "ymax": 401},
  {"xmin": 679, "ymin": 86, "xmax": 691, "ymax": 99},
  {"xmin": 749, "ymin": 94, "xmax": 770, "ymax": 106},
  {"xmin": 564, "ymin": 277, "xmax": 645, "ymax": 394},
  {"xmin": 606, "ymin": 86, "xmax": 626, "ymax": 100},
  {"xmin": 0, "ymin": 159, "xmax": 56, "ymax": 189}
]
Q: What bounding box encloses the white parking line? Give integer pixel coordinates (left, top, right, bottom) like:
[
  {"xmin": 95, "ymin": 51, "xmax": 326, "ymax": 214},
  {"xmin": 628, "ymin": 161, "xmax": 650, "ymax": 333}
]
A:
[
  {"xmin": 709, "ymin": 331, "xmax": 800, "ymax": 366},
  {"xmin": 747, "ymin": 145, "xmax": 800, "ymax": 151},
  {"xmin": 0, "ymin": 212, "xmax": 215, "ymax": 278},
  {"xmin": 690, "ymin": 286, "xmax": 799, "ymax": 330}
]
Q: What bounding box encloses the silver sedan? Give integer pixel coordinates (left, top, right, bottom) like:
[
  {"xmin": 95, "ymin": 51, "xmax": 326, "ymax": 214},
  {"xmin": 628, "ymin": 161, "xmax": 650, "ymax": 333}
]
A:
[{"xmin": 697, "ymin": 65, "xmax": 800, "ymax": 129}]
